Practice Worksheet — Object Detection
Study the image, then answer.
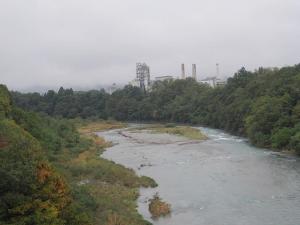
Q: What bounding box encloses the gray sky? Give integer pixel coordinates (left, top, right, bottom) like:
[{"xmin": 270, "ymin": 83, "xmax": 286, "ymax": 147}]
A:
[{"xmin": 1, "ymin": 0, "xmax": 300, "ymax": 91}]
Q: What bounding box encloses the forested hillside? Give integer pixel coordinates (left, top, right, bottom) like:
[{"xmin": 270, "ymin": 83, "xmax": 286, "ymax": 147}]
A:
[
  {"xmin": 0, "ymin": 85, "xmax": 91, "ymax": 224},
  {"xmin": 0, "ymin": 84, "xmax": 155, "ymax": 225},
  {"xmin": 11, "ymin": 64, "xmax": 300, "ymax": 152}
]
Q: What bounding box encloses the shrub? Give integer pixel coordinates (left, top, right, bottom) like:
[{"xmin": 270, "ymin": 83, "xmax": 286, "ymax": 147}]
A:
[
  {"xmin": 271, "ymin": 127, "xmax": 294, "ymax": 149},
  {"xmin": 148, "ymin": 193, "xmax": 171, "ymax": 218},
  {"xmin": 290, "ymin": 132, "xmax": 300, "ymax": 153},
  {"xmin": 165, "ymin": 123, "xmax": 176, "ymax": 128}
]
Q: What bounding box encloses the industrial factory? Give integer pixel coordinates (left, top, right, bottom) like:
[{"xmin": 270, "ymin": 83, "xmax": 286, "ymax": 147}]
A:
[
  {"xmin": 129, "ymin": 62, "xmax": 227, "ymax": 91},
  {"xmin": 129, "ymin": 63, "xmax": 151, "ymax": 90}
]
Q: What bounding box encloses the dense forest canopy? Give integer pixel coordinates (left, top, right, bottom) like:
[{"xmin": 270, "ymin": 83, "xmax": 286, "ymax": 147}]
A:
[
  {"xmin": 11, "ymin": 64, "xmax": 300, "ymax": 152},
  {"xmin": 1, "ymin": 85, "xmax": 154, "ymax": 224},
  {"xmin": 0, "ymin": 85, "xmax": 93, "ymax": 225}
]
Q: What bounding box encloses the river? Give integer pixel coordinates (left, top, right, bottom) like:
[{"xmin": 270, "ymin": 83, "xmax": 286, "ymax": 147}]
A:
[{"xmin": 98, "ymin": 126, "xmax": 300, "ymax": 225}]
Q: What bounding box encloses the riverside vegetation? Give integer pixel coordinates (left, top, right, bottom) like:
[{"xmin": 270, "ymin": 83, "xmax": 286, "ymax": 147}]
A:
[
  {"xmin": 11, "ymin": 64, "xmax": 300, "ymax": 153},
  {"xmin": 0, "ymin": 84, "xmax": 158, "ymax": 225},
  {"xmin": 145, "ymin": 124, "xmax": 207, "ymax": 140},
  {"xmin": 148, "ymin": 194, "xmax": 171, "ymax": 218},
  {"xmin": 130, "ymin": 123, "xmax": 207, "ymax": 140}
]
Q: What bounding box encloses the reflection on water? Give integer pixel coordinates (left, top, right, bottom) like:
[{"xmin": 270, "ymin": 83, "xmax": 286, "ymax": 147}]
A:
[{"xmin": 99, "ymin": 126, "xmax": 300, "ymax": 225}]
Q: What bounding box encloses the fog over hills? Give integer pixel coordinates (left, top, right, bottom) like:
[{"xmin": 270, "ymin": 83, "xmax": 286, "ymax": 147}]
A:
[{"xmin": 12, "ymin": 84, "xmax": 125, "ymax": 94}]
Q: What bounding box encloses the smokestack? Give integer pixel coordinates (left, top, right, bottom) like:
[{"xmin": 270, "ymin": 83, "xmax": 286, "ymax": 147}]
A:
[
  {"xmin": 192, "ymin": 64, "xmax": 197, "ymax": 80},
  {"xmin": 216, "ymin": 63, "xmax": 220, "ymax": 77},
  {"xmin": 181, "ymin": 64, "xmax": 185, "ymax": 79}
]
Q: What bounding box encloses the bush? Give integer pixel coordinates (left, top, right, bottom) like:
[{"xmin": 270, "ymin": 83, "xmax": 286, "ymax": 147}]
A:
[
  {"xmin": 290, "ymin": 132, "xmax": 300, "ymax": 153},
  {"xmin": 164, "ymin": 123, "xmax": 176, "ymax": 128},
  {"xmin": 271, "ymin": 127, "xmax": 294, "ymax": 149},
  {"xmin": 148, "ymin": 193, "xmax": 171, "ymax": 218}
]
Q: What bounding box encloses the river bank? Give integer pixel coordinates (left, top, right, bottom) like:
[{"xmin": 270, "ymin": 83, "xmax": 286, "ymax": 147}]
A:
[
  {"xmin": 75, "ymin": 121, "xmax": 209, "ymax": 223},
  {"xmin": 69, "ymin": 121, "xmax": 157, "ymax": 225}
]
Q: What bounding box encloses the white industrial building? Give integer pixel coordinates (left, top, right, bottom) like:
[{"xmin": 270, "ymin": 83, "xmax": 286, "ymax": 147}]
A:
[
  {"xmin": 199, "ymin": 77, "xmax": 227, "ymax": 88},
  {"xmin": 199, "ymin": 77, "xmax": 217, "ymax": 87},
  {"xmin": 154, "ymin": 76, "xmax": 174, "ymax": 81}
]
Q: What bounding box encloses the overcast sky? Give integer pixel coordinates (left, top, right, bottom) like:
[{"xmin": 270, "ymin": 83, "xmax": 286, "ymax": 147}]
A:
[{"xmin": 0, "ymin": 0, "xmax": 300, "ymax": 91}]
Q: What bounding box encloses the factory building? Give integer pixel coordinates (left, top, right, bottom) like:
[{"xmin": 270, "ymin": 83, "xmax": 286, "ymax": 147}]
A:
[
  {"xmin": 199, "ymin": 77, "xmax": 226, "ymax": 88},
  {"xmin": 199, "ymin": 77, "xmax": 217, "ymax": 87},
  {"xmin": 154, "ymin": 75, "xmax": 173, "ymax": 81},
  {"xmin": 129, "ymin": 63, "xmax": 226, "ymax": 90}
]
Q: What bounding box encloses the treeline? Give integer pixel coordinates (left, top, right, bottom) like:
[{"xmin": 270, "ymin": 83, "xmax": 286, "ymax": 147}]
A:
[
  {"xmin": 11, "ymin": 64, "xmax": 300, "ymax": 152},
  {"xmin": 12, "ymin": 88, "xmax": 108, "ymax": 119}
]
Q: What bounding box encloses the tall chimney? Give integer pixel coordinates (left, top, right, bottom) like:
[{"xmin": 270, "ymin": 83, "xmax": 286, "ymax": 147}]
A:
[
  {"xmin": 192, "ymin": 64, "xmax": 197, "ymax": 80},
  {"xmin": 216, "ymin": 63, "xmax": 220, "ymax": 77},
  {"xmin": 181, "ymin": 64, "xmax": 185, "ymax": 79}
]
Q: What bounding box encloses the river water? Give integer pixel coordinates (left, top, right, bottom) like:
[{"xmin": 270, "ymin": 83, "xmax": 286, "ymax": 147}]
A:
[{"xmin": 99, "ymin": 126, "xmax": 300, "ymax": 225}]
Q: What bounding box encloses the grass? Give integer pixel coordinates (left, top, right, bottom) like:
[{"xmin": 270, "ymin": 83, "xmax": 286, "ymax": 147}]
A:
[
  {"xmin": 148, "ymin": 193, "xmax": 171, "ymax": 218},
  {"xmin": 56, "ymin": 120, "xmax": 156, "ymax": 225},
  {"xmin": 134, "ymin": 124, "xmax": 208, "ymax": 140},
  {"xmin": 77, "ymin": 120, "xmax": 126, "ymax": 134}
]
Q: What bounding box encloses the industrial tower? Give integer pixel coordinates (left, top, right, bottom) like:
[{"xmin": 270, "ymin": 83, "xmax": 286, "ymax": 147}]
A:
[
  {"xmin": 136, "ymin": 62, "xmax": 151, "ymax": 91},
  {"xmin": 216, "ymin": 63, "xmax": 220, "ymax": 77},
  {"xmin": 181, "ymin": 64, "xmax": 186, "ymax": 79},
  {"xmin": 181, "ymin": 63, "xmax": 197, "ymax": 80},
  {"xmin": 192, "ymin": 64, "xmax": 197, "ymax": 80}
]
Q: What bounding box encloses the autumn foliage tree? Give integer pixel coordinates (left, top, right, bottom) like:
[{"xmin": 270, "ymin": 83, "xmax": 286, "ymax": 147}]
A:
[{"xmin": 0, "ymin": 85, "xmax": 92, "ymax": 225}]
